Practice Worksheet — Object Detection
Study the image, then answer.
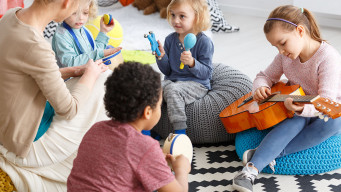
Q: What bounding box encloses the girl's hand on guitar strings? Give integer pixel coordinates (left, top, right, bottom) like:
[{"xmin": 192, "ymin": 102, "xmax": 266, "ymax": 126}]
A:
[
  {"xmin": 284, "ymin": 98, "xmax": 304, "ymax": 113},
  {"xmin": 254, "ymin": 87, "xmax": 271, "ymax": 102}
]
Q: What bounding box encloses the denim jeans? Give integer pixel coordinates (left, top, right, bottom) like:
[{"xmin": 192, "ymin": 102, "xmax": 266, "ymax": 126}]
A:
[{"xmin": 251, "ymin": 115, "xmax": 341, "ymax": 171}]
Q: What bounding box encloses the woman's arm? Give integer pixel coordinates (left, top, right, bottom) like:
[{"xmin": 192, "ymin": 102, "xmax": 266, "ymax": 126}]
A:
[
  {"xmin": 60, "ymin": 59, "xmax": 107, "ymax": 89},
  {"xmin": 59, "ymin": 65, "xmax": 83, "ymax": 80}
]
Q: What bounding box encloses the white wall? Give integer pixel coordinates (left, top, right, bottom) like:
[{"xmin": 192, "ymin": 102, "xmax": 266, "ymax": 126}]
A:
[
  {"xmin": 217, "ymin": 0, "xmax": 292, "ymax": 17},
  {"xmin": 294, "ymin": 0, "xmax": 341, "ymax": 16},
  {"xmin": 218, "ymin": 0, "xmax": 341, "ymax": 28}
]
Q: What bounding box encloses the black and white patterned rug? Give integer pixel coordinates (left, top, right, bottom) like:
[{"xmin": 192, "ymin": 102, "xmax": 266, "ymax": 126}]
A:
[{"xmin": 189, "ymin": 142, "xmax": 341, "ymax": 192}]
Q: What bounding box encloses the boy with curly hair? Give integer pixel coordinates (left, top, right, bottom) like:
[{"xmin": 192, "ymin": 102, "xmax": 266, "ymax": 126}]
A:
[{"xmin": 67, "ymin": 62, "xmax": 191, "ymax": 191}]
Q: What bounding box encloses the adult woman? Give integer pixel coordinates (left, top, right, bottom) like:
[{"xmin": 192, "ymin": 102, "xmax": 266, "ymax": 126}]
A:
[{"xmin": 0, "ymin": 0, "xmax": 111, "ymax": 191}]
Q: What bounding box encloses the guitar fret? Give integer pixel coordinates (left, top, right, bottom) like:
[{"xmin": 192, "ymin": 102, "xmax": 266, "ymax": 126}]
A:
[{"xmin": 268, "ymin": 95, "xmax": 318, "ymax": 102}]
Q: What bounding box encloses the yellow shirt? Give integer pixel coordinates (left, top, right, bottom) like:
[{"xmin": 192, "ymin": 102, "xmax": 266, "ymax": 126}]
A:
[{"xmin": 0, "ymin": 8, "xmax": 90, "ymax": 157}]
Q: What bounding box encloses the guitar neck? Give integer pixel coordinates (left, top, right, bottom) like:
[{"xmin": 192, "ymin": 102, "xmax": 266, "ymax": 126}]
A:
[{"xmin": 266, "ymin": 94, "xmax": 319, "ymax": 103}]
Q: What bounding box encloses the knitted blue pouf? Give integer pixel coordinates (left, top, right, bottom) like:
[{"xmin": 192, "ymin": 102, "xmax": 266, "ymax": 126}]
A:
[{"xmin": 235, "ymin": 128, "xmax": 341, "ymax": 175}]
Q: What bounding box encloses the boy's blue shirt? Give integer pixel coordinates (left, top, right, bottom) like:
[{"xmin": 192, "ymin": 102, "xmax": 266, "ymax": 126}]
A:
[
  {"xmin": 52, "ymin": 24, "xmax": 109, "ymax": 68},
  {"xmin": 156, "ymin": 32, "xmax": 214, "ymax": 90}
]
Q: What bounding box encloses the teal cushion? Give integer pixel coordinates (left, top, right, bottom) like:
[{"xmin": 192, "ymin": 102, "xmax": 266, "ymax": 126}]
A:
[
  {"xmin": 34, "ymin": 101, "xmax": 55, "ymax": 141},
  {"xmin": 235, "ymin": 128, "xmax": 341, "ymax": 175}
]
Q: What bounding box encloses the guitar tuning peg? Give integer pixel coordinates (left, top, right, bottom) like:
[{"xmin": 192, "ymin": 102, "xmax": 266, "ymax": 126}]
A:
[
  {"xmin": 319, "ymin": 114, "xmax": 324, "ymax": 119},
  {"xmin": 324, "ymin": 116, "xmax": 329, "ymax": 122}
]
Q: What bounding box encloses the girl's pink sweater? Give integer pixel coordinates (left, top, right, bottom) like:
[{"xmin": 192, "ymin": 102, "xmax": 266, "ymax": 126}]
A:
[{"xmin": 253, "ymin": 41, "xmax": 341, "ymax": 117}]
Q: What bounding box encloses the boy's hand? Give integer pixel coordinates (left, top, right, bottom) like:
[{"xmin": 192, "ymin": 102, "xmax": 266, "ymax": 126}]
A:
[
  {"xmin": 180, "ymin": 51, "xmax": 194, "ymax": 68},
  {"xmin": 100, "ymin": 16, "xmax": 114, "ymax": 33},
  {"xmin": 284, "ymin": 97, "xmax": 304, "ymax": 113},
  {"xmin": 103, "ymin": 47, "xmax": 122, "ymax": 57},
  {"xmin": 253, "ymin": 86, "xmax": 271, "ymax": 102},
  {"xmin": 166, "ymin": 154, "xmax": 191, "ymax": 174},
  {"xmin": 157, "ymin": 40, "xmax": 165, "ymax": 58}
]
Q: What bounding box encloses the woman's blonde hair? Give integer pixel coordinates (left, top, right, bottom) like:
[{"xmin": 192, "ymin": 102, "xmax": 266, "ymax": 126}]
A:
[
  {"xmin": 264, "ymin": 5, "xmax": 323, "ymax": 42},
  {"xmin": 167, "ymin": 0, "xmax": 211, "ymax": 33}
]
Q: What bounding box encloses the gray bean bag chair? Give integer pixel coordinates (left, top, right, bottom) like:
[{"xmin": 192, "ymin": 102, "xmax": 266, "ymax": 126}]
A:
[{"xmin": 153, "ymin": 63, "xmax": 252, "ymax": 143}]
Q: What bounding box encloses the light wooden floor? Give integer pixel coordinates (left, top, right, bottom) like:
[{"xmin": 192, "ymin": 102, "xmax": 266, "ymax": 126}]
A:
[{"xmin": 212, "ymin": 13, "xmax": 341, "ymax": 80}]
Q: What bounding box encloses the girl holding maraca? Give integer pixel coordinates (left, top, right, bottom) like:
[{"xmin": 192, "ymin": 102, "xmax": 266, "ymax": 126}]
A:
[{"xmin": 152, "ymin": 0, "xmax": 214, "ymax": 136}]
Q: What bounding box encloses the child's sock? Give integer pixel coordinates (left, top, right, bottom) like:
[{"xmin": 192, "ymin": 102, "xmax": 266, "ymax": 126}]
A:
[
  {"xmin": 174, "ymin": 129, "xmax": 186, "ymax": 135},
  {"xmin": 141, "ymin": 130, "xmax": 151, "ymax": 136}
]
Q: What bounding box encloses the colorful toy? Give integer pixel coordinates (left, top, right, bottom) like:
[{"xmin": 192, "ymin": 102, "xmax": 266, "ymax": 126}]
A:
[
  {"xmin": 85, "ymin": 16, "xmax": 123, "ymax": 47},
  {"xmin": 103, "ymin": 14, "xmax": 114, "ymax": 25},
  {"xmin": 180, "ymin": 33, "xmax": 197, "ymax": 69},
  {"xmin": 144, "ymin": 31, "xmax": 162, "ymax": 60},
  {"xmin": 119, "ymin": 0, "xmax": 134, "ymax": 6}
]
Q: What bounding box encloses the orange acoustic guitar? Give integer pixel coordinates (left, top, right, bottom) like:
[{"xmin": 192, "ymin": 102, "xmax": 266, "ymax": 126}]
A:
[{"xmin": 219, "ymin": 81, "xmax": 341, "ymax": 134}]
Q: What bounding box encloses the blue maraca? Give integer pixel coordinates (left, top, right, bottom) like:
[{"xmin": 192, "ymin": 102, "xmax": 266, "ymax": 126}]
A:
[{"xmin": 180, "ymin": 33, "xmax": 197, "ymax": 69}]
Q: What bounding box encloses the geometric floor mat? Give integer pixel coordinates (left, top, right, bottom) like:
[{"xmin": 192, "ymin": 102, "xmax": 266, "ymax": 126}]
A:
[{"xmin": 189, "ymin": 142, "xmax": 341, "ymax": 192}]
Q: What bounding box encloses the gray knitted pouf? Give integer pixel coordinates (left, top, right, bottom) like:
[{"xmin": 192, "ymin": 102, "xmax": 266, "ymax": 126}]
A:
[
  {"xmin": 97, "ymin": 0, "xmax": 118, "ymax": 7},
  {"xmin": 153, "ymin": 63, "xmax": 252, "ymax": 143}
]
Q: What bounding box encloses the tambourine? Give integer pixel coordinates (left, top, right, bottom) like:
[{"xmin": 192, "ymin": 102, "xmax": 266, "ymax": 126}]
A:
[
  {"xmin": 162, "ymin": 133, "xmax": 193, "ymax": 164},
  {"xmin": 102, "ymin": 45, "xmax": 124, "ymax": 70}
]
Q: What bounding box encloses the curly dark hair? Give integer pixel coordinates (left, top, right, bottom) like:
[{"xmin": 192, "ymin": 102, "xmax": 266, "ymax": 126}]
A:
[{"xmin": 104, "ymin": 62, "xmax": 161, "ymax": 123}]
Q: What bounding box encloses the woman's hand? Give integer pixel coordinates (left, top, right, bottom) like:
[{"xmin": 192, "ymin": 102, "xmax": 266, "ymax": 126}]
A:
[
  {"xmin": 75, "ymin": 59, "xmax": 107, "ymax": 77},
  {"xmin": 100, "ymin": 16, "xmax": 114, "ymax": 33},
  {"xmin": 253, "ymin": 86, "xmax": 271, "ymax": 102},
  {"xmin": 180, "ymin": 51, "xmax": 194, "ymax": 68},
  {"xmin": 85, "ymin": 59, "xmax": 108, "ymax": 75},
  {"xmin": 284, "ymin": 98, "xmax": 304, "ymax": 113},
  {"xmin": 76, "ymin": 59, "xmax": 108, "ymax": 90},
  {"xmin": 103, "ymin": 47, "xmax": 122, "ymax": 57}
]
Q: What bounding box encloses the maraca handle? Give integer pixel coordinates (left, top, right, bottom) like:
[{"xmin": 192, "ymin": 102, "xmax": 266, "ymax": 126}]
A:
[
  {"xmin": 179, "ymin": 46, "xmax": 187, "ymax": 69},
  {"xmin": 180, "ymin": 62, "xmax": 184, "ymax": 69}
]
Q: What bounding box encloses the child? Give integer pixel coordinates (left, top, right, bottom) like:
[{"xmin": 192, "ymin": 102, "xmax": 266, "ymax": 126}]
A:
[
  {"xmin": 52, "ymin": 0, "xmax": 121, "ymax": 68},
  {"xmin": 232, "ymin": 5, "xmax": 341, "ymax": 192},
  {"xmin": 67, "ymin": 62, "xmax": 191, "ymax": 191},
  {"xmin": 153, "ymin": 0, "xmax": 214, "ymax": 136}
]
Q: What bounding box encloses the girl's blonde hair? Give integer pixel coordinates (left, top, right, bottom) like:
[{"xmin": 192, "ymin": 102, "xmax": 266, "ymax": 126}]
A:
[
  {"xmin": 84, "ymin": 0, "xmax": 98, "ymax": 20},
  {"xmin": 167, "ymin": 0, "xmax": 211, "ymax": 33},
  {"xmin": 264, "ymin": 5, "xmax": 323, "ymax": 42}
]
